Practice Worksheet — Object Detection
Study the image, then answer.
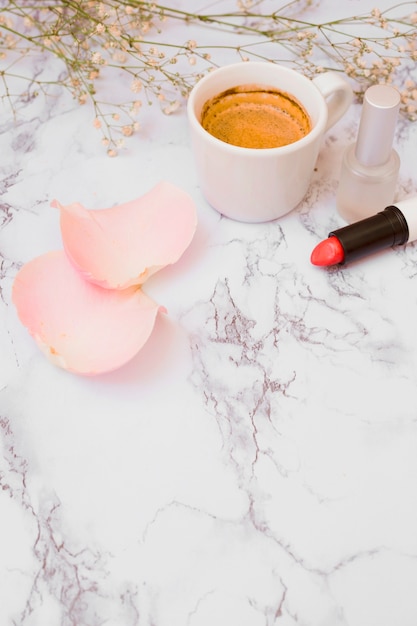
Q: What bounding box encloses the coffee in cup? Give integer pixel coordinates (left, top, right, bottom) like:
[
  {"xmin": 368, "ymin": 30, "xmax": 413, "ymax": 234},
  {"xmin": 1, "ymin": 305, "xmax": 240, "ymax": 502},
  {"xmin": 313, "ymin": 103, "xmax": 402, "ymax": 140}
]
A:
[
  {"xmin": 187, "ymin": 62, "xmax": 353, "ymax": 222},
  {"xmin": 201, "ymin": 84, "xmax": 311, "ymax": 149}
]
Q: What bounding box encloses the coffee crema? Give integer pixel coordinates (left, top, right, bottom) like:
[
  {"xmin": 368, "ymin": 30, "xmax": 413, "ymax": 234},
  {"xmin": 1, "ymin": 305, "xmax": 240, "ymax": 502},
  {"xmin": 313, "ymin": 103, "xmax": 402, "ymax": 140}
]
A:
[{"xmin": 201, "ymin": 84, "xmax": 311, "ymax": 149}]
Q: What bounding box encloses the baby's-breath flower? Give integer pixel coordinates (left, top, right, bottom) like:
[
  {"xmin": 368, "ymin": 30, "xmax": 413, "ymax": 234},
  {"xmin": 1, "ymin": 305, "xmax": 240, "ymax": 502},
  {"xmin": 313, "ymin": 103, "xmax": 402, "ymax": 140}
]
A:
[
  {"xmin": 131, "ymin": 100, "xmax": 142, "ymax": 112},
  {"xmin": 163, "ymin": 100, "xmax": 180, "ymax": 115},
  {"xmin": 97, "ymin": 3, "xmax": 107, "ymax": 18},
  {"xmin": 237, "ymin": 0, "xmax": 254, "ymax": 9},
  {"xmin": 109, "ymin": 24, "xmax": 121, "ymax": 37},
  {"xmin": 1, "ymin": 0, "xmax": 416, "ymax": 155},
  {"xmin": 130, "ymin": 78, "xmax": 143, "ymax": 93},
  {"xmin": 112, "ymin": 50, "xmax": 127, "ymax": 63}
]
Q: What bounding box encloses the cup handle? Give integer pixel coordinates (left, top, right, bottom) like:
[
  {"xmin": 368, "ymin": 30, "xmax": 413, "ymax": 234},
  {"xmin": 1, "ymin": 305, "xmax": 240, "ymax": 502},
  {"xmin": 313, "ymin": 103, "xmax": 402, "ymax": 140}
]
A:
[{"xmin": 312, "ymin": 72, "xmax": 353, "ymax": 132}]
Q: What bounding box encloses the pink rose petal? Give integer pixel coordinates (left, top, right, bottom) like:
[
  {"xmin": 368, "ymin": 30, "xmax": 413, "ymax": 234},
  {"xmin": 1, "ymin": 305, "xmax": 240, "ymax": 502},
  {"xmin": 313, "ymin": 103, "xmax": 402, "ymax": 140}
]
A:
[
  {"xmin": 12, "ymin": 251, "xmax": 164, "ymax": 375},
  {"xmin": 53, "ymin": 180, "xmax": 197, "ymax": 289}
]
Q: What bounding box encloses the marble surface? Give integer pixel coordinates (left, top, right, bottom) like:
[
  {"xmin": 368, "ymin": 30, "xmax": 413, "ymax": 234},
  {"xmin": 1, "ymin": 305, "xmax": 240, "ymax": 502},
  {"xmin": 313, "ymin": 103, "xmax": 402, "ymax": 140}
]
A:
[{"xmin": 2, "ymin": 1, "xmax": 417, "ymax": 625}]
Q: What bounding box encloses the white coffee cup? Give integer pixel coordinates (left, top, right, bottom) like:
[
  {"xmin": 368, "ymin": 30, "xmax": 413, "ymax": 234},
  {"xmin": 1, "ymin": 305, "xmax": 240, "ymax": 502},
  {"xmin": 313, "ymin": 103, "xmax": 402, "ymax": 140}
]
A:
[{"xmin": 187, "ymin": 62, "xmax": 353, "ymax": 222}]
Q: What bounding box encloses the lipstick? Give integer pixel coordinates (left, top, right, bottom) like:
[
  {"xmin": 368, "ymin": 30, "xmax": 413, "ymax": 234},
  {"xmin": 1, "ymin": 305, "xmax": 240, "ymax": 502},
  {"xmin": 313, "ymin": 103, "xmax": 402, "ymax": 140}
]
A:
[{"xmin": 311, "ymin": 197, "xmax": 417, "ymax": 266}]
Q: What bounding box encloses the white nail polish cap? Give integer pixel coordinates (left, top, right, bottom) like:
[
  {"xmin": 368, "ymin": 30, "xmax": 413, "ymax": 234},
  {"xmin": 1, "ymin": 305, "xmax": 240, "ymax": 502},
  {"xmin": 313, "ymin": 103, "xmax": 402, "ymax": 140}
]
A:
[{"xmin": 355, "ymin": 84, "xmax": 401, "ymax": 167}]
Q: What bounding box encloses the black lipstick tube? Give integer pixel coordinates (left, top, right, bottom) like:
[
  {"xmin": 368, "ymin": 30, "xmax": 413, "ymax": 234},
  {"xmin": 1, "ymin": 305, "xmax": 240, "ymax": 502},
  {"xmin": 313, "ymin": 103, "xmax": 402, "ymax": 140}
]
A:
[{"xmin": 329, "ymin": 205, "xmax": 409, "ymax": 264}]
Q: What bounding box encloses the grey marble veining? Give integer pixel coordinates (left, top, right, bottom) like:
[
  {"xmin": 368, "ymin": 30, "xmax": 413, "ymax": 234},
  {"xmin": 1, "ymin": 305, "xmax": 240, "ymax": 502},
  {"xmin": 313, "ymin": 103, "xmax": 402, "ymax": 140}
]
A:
[{"xmin": 1, "ymin": 1, "xmax": 417, "ymax": 624}]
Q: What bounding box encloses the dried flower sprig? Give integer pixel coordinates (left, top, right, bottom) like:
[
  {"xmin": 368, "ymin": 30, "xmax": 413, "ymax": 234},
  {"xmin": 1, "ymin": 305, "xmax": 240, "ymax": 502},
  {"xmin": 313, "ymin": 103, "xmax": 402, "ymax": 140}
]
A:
[{"xmin": 0, "ymin": 0, "xmax": 416, "ymax": 154}]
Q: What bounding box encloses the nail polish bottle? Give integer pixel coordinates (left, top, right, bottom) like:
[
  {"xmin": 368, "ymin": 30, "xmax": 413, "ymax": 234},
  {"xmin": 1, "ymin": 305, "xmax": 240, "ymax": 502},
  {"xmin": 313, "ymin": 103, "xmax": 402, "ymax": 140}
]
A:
[{"xmin": 336, "ymin": 84, "xmax": 401, "ymax": 223}]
